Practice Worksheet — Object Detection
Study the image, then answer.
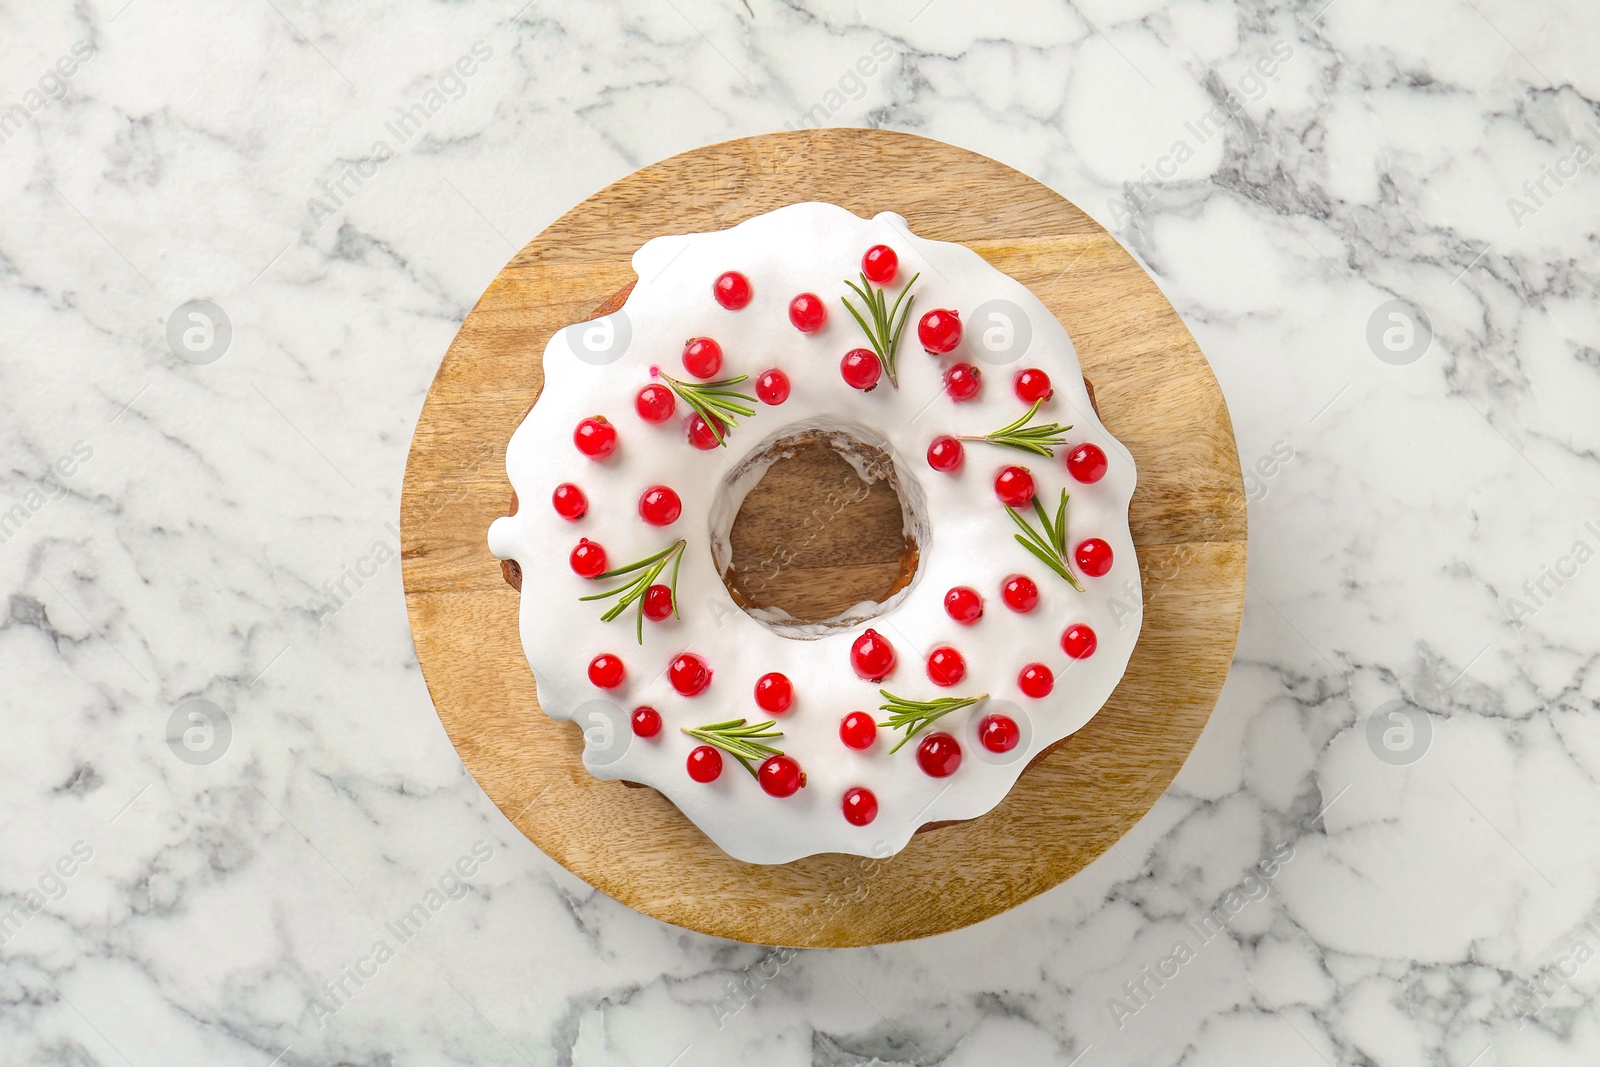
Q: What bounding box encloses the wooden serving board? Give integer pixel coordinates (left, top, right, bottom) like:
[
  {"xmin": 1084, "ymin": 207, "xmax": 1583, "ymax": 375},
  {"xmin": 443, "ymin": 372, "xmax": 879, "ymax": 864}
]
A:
[{"xmin": 400, "ymin": 129, "xmax": 1246, "ymax": 947}]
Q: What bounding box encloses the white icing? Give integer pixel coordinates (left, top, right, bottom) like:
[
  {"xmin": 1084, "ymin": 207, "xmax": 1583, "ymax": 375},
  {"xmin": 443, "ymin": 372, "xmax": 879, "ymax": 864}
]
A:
[{"xmin": 488, "ymin": 203, "xmax": 1141, "ymax": 864}]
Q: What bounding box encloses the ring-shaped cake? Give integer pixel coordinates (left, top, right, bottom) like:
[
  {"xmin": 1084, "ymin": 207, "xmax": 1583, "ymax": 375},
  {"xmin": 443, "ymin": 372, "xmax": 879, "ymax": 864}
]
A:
[{"xmin": 488, "ymin": 202, "xmax": 1141, "ymax": 864}]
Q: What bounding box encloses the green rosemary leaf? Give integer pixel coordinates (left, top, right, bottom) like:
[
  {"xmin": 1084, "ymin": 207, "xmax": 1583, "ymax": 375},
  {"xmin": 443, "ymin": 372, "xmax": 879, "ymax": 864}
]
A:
[
  {"xmin": 668, "ymin": 546, "xmax": 683, "ymax": 620},
  {"xmin": 876, "ymin": 689, "xmax": 989, "ymax": 753},
  {"xmin": 1014, "ymin": 534, "xmax": 1072, "ymax": 583},
  {"xmin": 592, "ymin": 543, "xmax": 679, "ymax": 581},
  {"xmin": 579, "ymin": 540, "xmax": 687, "ymax": 642},
  {"xmin": 841, "ymin": 271, "xmax": 919, "ymax": 389},
  {"xmin": 682, "ymin": 717, "xmax": 784, "ymax": 777},
  {"xmin": 1007, "ymin": 504, "xmax": 1056, "ymax": 557},
  {"xmin": 841, "ymin": 289, "xmax": 877, "ymax": 344},
  {"xmin": 659, "ymin": 372, "xmax": 756, "ymax": 446},
  {"xmin": 958, "ymin": 400, "xmax": 1071, "ymax": 457}
]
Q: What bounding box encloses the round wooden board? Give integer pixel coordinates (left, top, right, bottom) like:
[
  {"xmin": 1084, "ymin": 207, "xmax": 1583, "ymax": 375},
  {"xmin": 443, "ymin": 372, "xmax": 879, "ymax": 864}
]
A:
[{"xmin": 401, "ymin": 129, "xmax": 1246, "ymax": 947}]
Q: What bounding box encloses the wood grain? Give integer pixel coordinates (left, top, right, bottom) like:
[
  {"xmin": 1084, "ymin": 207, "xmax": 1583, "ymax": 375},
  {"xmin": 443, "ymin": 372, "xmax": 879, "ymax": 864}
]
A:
[{"xmin": 400, "ymin": 129, "xmax": 1246, "ymax": 947}]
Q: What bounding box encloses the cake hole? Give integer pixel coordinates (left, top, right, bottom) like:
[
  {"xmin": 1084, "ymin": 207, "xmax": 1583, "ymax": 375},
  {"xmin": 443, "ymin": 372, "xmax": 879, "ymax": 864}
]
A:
[{"xmin": 711, "ymin": 422, "xmax": 927, "ymax": 638}]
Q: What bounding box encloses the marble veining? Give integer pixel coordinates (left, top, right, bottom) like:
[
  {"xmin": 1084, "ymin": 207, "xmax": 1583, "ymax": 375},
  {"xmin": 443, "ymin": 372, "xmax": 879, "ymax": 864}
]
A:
[{"xmin": 1, "ymin": 0, "xmax": 1597, "ymax": 1064}]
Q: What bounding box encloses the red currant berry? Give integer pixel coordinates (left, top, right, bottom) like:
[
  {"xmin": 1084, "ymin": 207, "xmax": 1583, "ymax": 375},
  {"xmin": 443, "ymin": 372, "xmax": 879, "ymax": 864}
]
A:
[
  {"xmin": 1014, "ymin": 368, "xmax": 1053, "ymax": 403},
  {"xmin": 642, "ymin": 584, "xmax": 674, "ymax": 621},
  {"xmin": 635, "ymin": 384, "xmax": 675, "ymax": 423},
  {"xmin": 1066, "ymin": 443, "xmax": 1108, "ymax": 484},
  {"xmin": 669, "ymin": 653, "xmax": 712, "ymax": 696},
  {"xmin": 1002, "ymin": 574, "xmax": 1039, "ymax": 613},
  {"xmin": 927, "ymin": 435, "xmax": 964, "ymax": 472},
  {"xmin": 1075, "ymin": 538, "xmax": 1114, "ymax": 577},
  {"xmin": 994, "ymin": 465, "xmax": 1035, "ymax": 507},
  {"xmin": 839, "ymin": 711, "xmax": 877, "ymax": 750},
  {"xmin": 944, "ymin": 586, "xmax": 983, "ymax": 624},
  {"xmin": 570, "ymin": 538, "xmax": 607, "ymax": 578},
  {"xmin": 688, "ymin": 412, "xmax": 725, "ymax": 450},
  {"xmin": 758, "ymin": 754, "xmax": 806, "ymax": 797},
  {"xmin": 587, "ymin": 653, "xmax": 624, "ymax": 689},
  {"xmin": 842, "ymin": 786, "xmax": 878, "ymax": 826},
  {"xmin": 851, "ymin": 628, "xmax": 896, "ymax": 681},
  {"xmin": 639, "ymin": 485, "xmax": 682, "ymax": 526},
  {"xmin": 552, "ymin": 483, "xmax": 587, "ymax": 520},
  {"xmin": 917, "ymin": 732, "xmax": 962, "ymax": 777},
  {"xmin": 927, "ymin": 646, "xmax": 966, "ymax": 687},
  {"xmin": 862, "ymin": 244, "xmax": 898, "ymax": 284},
  {"xmin": 631, "ymin": 705, "xmax": 661, "ymax": 738},
  {"xmin": 687, "ymin": 745, "xmax": 722, "ymax": 782},
  {"xmin": 574, "ymin": 416, "xmax": 617, "ymax": 459},
  {"xmin": 789, "ymin": 293, "xmax": 826, "ymax": 333},
  {"xmin": 756, "ymin": 368, "xmax": 790, "ymax": 405},
  {"xmin": 1062, "ymin": 623, "xmax": 1098, "ymax": 659},
  {"xmin": 713, "ymin": 270, "xmax": 752, "ymax": 310},
  {"xmin": 1019, "ymin": 663, "xmax": 1054, "ymax": 698},
  {"xmin": 919, "ymin": 308, "xmax": 962, "ymax": 353},
  {"xmin": 754, "ymin": 672, "xmax": 794, "ymax": 714},
  {"xmin": 944, "ymin": 363, "xmax": 981, "ymax": 402},
  {"xmin": 682, "ymin": 337, "xmax": 722, "ymax": 379},
  {"xmin": 841, "ymin": 348, "xmax": 882, "ymax": 391},
  {"xmin": 979, "ymin": 714, "xmax": 1020, "ymax": 753}
]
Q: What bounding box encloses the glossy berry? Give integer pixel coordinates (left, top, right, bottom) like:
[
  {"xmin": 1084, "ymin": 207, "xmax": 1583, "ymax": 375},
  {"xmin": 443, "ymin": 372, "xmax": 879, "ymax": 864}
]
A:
[
  {"xmin": 1002, "ymin": 574, "xmax": 1039, "ymax": 613},
  {"xmin": 758, "ymin": 754, "xmax": 806, "ymax": 797},
  {"xmin": 635, "ymin": 384, "xmax": 675, "ymax": 423},
  {"xmin": 756, "ymin": 368, "xmax": 790, "ymax": 405},
  {"xmin": 789, "ymin": 293, "xmax": 826, "ymax": 333},
  {"xmin": 927, "ymin": 646, "xmax": 966, "ymax": 687},
  {"xmin": 642, "ymin": 584, "xmax": 674, "ymax": 621},
  {"xmin": 862, "ymin": 244, "xmax": 898, "ymax": 284},
  {"xmin": 682, "ymin": 337, "xmax": 722, "ymax": 379},
  {"xmin": 917, "ymin": 732, "xmax": 962, "ymax": 777},
  {"xmin": 944, "ymin": 363, "xmax": 981, "ymax": 402},
  {"xmin": 1062, "ymin": 623, "xmax": 1098, "ymax": 660},
  {"xmin": 1014, "ymin": 368, "xmax": 1053, "ymax": 403},
  {"xmin": 574, "ymin": 416, "xmax": 617, "ymax": 459},
  {"xmin": 840, "ymin": 711, "xmax": 877, "ymax": 750},
  {"xmin": 994, "ymin": 466, "xmax": 1035, "ymax": 508},
  {"xmin": 552, "ymin": 483, "xmax": 587, "ymax": 520},
  {"xmin": 631, "ymin": 706, "xmax": 662, "ymax": 738},
  {"xmin": 639, "ymin": 485, "xmax": 682, "ymax": 526},
  {"xmin": 1075, "ymin": 538, "xmax": 1114, "ymax": 577},
  {"xmin": 687, "ymin": 745, "xmax": 723, "ymax": 782},
  {"xmin": 927, "ymin": 435, "xmax": 964, "ymax": 472},
  {"xmin": 1066, "ymin": 442, "xmax": 1108, "ymax": 484},
  {"xmin": 754, "ymin": 672, "xmax": 794, "ymax": 714},
  {"xmin": 570, "ymin": 538, "xmax": 607, "ymax": 578},
  {"xmin": 919, "ymin": 308, "xmax": 962, "ymax": 353},
  {"xmin": 841, "ymin": 348, "xmax": 882, "ymax": 391},
  {"xmin": 1019, "ymin": 663, "xmax": 1054, "ymax": 698},
  {"xmin": 587, "ymin": 653, "xmax": 624, "ymax": 689},
  {"xmin": 842, "ymin": 786, "xmax": 879, "ymax": 826},
  {"xmin": 851, "ymin": 628, "xmax": 896, "ymax": 682},
  {"xmin": 713, "ymin": 270, "xmax": 752, "ymax": 310},
  {"xmin": 979, "ymin": 714, "xmax": 1020, "ymax": 753},
  {"xmin": 944, "ymin": 586, "xmax": 983, "ymax": 624},
  {"xmin": 669, "ymin": 653, "xmax": 712, "ymax": 696},
  {"xmin": 688, "ymin": 412, "xmax": 724, "ymax": 450}
]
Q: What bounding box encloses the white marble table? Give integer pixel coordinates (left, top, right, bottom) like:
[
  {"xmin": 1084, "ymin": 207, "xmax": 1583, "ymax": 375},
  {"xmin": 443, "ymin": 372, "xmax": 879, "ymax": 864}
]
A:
[{"xmin": 3, "ymin": 1, "xmax": 1597, "ymax": 1063}]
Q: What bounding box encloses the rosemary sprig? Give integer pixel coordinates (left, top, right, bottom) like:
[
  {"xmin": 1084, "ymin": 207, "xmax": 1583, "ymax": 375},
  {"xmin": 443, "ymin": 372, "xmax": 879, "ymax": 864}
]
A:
[
  {"xmin": 876, "ymin": 689, "xmax": 989, "ymax": 753},
  {"xmin": 957, "ymin": 400, "xmax": 1072, "ymax": 457},
  {"xmin": 657, "ymin": 371, "xmax": 756, "ymax": 446},
  {"xmin": 577, "ymin": 539, "xmax": 686, "ymax": 643},
  {"xmin": 841, "ymin": 270, "xmax": 920, "ymax": 388},
  {"xmin": 681, "ymin": 718, "xmax": 784, "ymax": 778},
  {"xmin": 1006, "ymin": 489, "xmax": 1085, "ymax": 591}
]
